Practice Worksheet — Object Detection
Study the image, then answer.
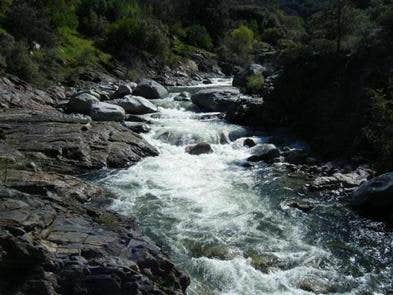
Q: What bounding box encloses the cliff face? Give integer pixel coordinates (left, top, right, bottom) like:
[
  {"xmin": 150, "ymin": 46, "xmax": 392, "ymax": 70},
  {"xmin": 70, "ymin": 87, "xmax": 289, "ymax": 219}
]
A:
[{"xmin": 0, "ymin": 76, "xmax": 189, "ymax": 295}]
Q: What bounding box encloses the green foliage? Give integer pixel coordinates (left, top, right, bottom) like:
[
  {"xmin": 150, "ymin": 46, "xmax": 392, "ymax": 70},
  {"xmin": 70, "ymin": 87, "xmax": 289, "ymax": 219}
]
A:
[
  {"xmin": 185, "ymin": 25, "xmax": 213, "ymax": 50},
  {"xmin": 262, "ymin": 27, "xmax": 285, "ymax": 45},
  {"xmin": 44, "ymin": 0, "xmax": 79, "ymax": 30},
  {"xmin": 246, "ymin": 73, "xmax": 265, "ymax": 94},
  {"xmin": 3, "ymin": 0, "xmax": 55, "ymax": 46},
  {"xmin": 105, "ymin": 15, "xmax": 170, "ymax": 60},
  {"xmin": 56, "ymin": 27, "xmax": 110, "ymax": 67},
  {"xmin": 5, "ymin": 41, "xmax": 42, "ymax": 83},
  {"xmin": 231, "ymin": 25, "xmax": 255, "ymax": 51}
]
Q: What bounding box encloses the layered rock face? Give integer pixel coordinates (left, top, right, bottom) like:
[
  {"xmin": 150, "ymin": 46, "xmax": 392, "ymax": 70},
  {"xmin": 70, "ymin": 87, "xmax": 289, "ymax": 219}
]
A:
[{"xmin": 0, "ymin": 76, "xmax": 189, "ymax": 295}]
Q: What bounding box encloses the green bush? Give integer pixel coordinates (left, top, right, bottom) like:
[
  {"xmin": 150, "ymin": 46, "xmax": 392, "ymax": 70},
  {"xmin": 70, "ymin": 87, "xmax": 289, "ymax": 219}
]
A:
[
  {"xmin": 262, "ymin": 27, "xmax": 285, "ymax": 45},
  {"xmin": 105, "ymin": 16, "xmax": 170, "ymax": 60},
  {"xmin": 56, "ymin": 27, "xmax": 111, "ymax": 67},
  {"xmin": 220, "ymin": 25, "xmax": 255, "ymax": 65},
  {"xmin": 246, "ymin": 73, "xmax": 265, "ymax": 94},
  {"xmin": 3, "ymin": 0, "xmax": 55, "ymax": 46},
  {"xmin": 5, "ymin": 41, "xmax": 42, "ymax": 83},
  {"xmin": 185, "ymin": 25, "xmax": 213, "ymax": 50}
]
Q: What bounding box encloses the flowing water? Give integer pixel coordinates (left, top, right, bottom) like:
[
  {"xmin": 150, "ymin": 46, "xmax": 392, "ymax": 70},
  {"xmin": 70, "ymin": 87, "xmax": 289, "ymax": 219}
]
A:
[{"xmin": 100, "ymin": 79, "xmax": 393, "ymax": 294}]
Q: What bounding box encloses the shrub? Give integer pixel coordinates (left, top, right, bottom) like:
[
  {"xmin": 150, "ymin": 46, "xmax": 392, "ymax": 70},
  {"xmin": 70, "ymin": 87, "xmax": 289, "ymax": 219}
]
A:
[
  {"xmin": 105, "ymin": 16, "xmax": 170, "ymax": 60},
  {"xmin": 3, "ymin": 0, "xmax": 55, "ymax": 46},
  {"xmin": 5, "ymin": 41, "xmax": 42, "ymax": 83},
  {"xmin": 185, "ymin": 25, "xmax": 213, "ymax": 50},
  {"xmin": 262, "ymin": 27, "xmax": 285, "ymax": 45},
  {"xmin": 220, "ymin": 25, "xmax": 255, "ymax": 65},
  {"xmin": 56, "ymin": 27, "xmax": 111, "ymax": 67},
  {"xmin": 246, "ymin": 73, "xmax": 265, "ymax": 94},
  {"xmin": 231, "ymin": 25, "xmax": 255, "ymax": 52}
]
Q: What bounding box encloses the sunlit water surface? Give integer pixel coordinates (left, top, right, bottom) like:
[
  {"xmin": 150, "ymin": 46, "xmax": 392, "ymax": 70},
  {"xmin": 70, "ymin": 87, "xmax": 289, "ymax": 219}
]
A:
[{"xmin": 100, "ymin": 79, "xmax": 393, "ymax": 294}]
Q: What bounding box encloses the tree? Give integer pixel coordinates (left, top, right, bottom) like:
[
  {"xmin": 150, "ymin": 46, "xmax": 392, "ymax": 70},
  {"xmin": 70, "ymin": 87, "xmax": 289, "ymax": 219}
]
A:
[{"xmin": 309, "ymin": 0, "xmax": 362, "ymax": 53}]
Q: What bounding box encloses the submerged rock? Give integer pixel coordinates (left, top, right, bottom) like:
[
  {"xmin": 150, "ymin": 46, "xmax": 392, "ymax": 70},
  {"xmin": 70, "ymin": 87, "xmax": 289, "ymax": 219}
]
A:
[
  {"xmin": 109, "ymin": 95, "xmax": 158, "ymax": 115},
  {"xmin": 351, "ymin": 172, "xmax": 393, "ymax": 218},
  {"xmin": 174, "ymin": 92, "xmax": 191, "ymax": 102},
  {"xmin": 185, "ymin": 142, "xmax": 213, "ymax": 155},
  {"xmin": 247, "ymin": 144, "xmax": 280, "ymax": 163},
  {"xmin": 191, "ymin": 87, "xmax": 240, "ymax": 112},
  {"xmin": 123, "ymin": 122, "xmax": 151, "ymax": 133},
  {"xmin": 309, "ymin": 168, "xmax": 371, "ymax": 191},
  {"xmin": 134, "ymin": 79, "xmax": 168, "ymax": 99},
  {"xmin": 244, "ymin": 138, "xmax": 256, "ymax": 148}
]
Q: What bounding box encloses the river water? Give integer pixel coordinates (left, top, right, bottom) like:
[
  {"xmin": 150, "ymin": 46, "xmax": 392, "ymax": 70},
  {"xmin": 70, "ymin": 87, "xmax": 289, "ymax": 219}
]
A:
[{"xmin": 101, "ymin": 79, "xmax": 393, "ymax": 294}]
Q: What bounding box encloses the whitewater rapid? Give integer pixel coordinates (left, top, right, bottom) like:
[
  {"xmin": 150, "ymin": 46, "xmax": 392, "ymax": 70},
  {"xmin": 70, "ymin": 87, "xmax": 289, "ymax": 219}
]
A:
[{"xmin": 100, "ymin": 79, "xmax": 393, "ymax": 294}]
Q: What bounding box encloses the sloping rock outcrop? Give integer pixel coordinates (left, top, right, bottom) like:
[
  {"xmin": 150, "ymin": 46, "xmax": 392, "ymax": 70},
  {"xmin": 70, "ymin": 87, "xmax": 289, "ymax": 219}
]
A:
[{"xmin": 0, "ymin": 76, "xmax": 189, "ymax": 295}]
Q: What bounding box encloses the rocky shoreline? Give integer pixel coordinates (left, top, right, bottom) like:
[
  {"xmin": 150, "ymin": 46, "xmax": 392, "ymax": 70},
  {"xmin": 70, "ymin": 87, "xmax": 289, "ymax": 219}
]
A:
[{"xmin": 0, "ymin": 75, "xmax": 189, "ymax": 295}]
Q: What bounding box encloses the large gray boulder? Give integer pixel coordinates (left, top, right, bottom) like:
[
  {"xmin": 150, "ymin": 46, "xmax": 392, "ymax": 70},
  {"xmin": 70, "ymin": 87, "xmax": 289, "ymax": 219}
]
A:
[
  {"xmin": 66, "ymin": 93, "xmax": 100, "ymax": 114},
  {"xmin": 109, "ymin": 95, "xmax": 158, "ymax": 115},
  {"xmin": 134, "ymin": 79, "xmax": 168, "ymax": 99},
  {"xmin": 247, "ymin": 144, "xmax": 280, "ymax": 163},
  {"xmin": 191, "ymin": 87, "xmax": 240, "ymax": 112},
  {"xmin": 351, "ymin": 172, "xmax": 393, "ymax": 217},
  {"xmin": 90, "ymin": 102, "xmax": 125, "ymax": 122}
]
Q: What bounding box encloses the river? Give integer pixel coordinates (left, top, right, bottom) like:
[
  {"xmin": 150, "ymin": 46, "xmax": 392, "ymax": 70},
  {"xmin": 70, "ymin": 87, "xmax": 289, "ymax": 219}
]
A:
[{"xmin": 100, "ymin": 79, "xmax": 393, "ymax": 294}]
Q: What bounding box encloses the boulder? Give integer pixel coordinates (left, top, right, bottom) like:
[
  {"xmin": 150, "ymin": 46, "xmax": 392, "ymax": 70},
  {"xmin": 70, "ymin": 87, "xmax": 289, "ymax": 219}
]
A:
[
  {"xmin": 123, "ymin": 122, "xmax": 151, "ymax": 134},
  {"xmin": 247, "ymin": 144, "xmax": 280, "ymax": 163},
  {"xmin": 309, "ymin": 168, "xmax": 371, "ymax": 191},
  {"xmin": 66, "ymin": 93, "xmax": 100, "ymax": 115},
  {"xmin": 90, "ymin": 102, "xmax": 126, "ymax": 122},
  {"xmin": 174, "ymin": 92, "xmax": 191, "ymax": 102},
  {"xmin": 134, "ymin": 79, "xmax": 168, "ymax": 99},
  {"xmin": 185, "ymin": 142, "xmax": 213, "ymax": 155},
  {"xmin": 351, "ymin": 172, "xmax": 393, "ymax": 217},
  {"xmin": 191, "ymin": 87, "xmax": 240, "ymax": 112},
  {"xmin": 110, "ymin": 84, "xmax": 133, "ymax": 100},
  {"xmin": 244, "ymin": 138, "xmax": 256, "ymax": 148},
  {"xmin": 109, "ymin": 95, "xmax": 158, "ymax": 115}
]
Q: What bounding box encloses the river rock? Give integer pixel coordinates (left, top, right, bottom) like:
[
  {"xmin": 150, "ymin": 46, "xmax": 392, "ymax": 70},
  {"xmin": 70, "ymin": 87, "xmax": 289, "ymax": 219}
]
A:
[
  {"xmin": 110, "ymin": 84, "xmax": 133, "ymax": 99},
  {"xmin": 66, "ymin": 93, "xmax": 100, "ymax": 114},
  {"xmin": 191, "ymin": 87, "xmax": 240, "ymax": 112},
  {"xmin": 0, "ymin": 109, "xmax": 158, "ymax": 174},
  {"xmin": 309, "ymin": 168, "xmax": 371, "ymax": 191},
  {"xmin": 174, "ymin": 92, "xmax": 191, "ymax": 102},
  {"xmin": 123, "ymin": 122, "xmax": 151, "ymax": 134},
  {"xmin": 247, "ymin": 144, "xmax": 280, "ymax": 163},
  {"xmin": 185, "ymin": 142, "xmax": 213, "ymax": 155},
  {"xmin": 0, "ymin": 170, "xmax": 189, "ymax": 295},
  {"xmin": 134, "ymin": 79, "xmax": 168, "ymax": 99},
  {"xmin": 109, "ymin": 95, "xmax": 158, "ymax": 115},
  {"xmin": 0, "ymin": 76, "xmax": 187, "ymax": 295},
  {"xmin": 244, "ymin": 138, "xmax": 257, "ymax": 148},
  {"xmin": 351, "ymin": 172, "xmax": 393, "ymax": 217},
  {"xmin": 90, "ymin": 102, "xmax": 126, "ymax": 122}
]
